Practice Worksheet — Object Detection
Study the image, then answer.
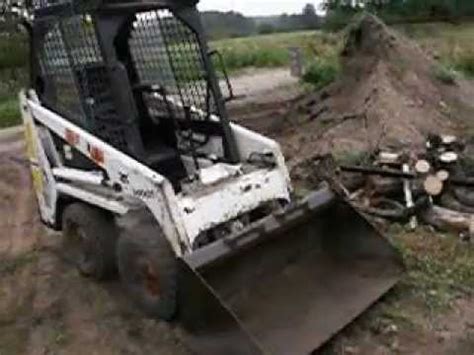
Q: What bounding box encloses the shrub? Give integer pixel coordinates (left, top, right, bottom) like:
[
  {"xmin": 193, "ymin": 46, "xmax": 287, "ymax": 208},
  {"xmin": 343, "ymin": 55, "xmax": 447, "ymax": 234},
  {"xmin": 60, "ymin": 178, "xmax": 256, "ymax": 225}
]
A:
[
  {"xmin": 454, "ymin": 53, "xmax": 474, "ymax": 78},
  {"xmin": 219, "ymin": 47, "xmax": 289, "ymax": 72},
  {"xmin": 0, "ymin": 97, "xmax": 21, "ymax": 128},
  {"xmin": 0, "ymin": 34, "xmax": 28, "ymax": 71},
  {"xmin": 322, "ymin": 11, "xmax": 356, "ymax": 32},
  {"xmin": 212, "ymin": 31, "xmax": 326, "ymax": 73},
  {"xmin": 433, "ymin": 63, "xmax": 457, "ymax": 85},
  {"xmin": 302, "ymin": 58, "xmax": 339, "ymax": 89}
]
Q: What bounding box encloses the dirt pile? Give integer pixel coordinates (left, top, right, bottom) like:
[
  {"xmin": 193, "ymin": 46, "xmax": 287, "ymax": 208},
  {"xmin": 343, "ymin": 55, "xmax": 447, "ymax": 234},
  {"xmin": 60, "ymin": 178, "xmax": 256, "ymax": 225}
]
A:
[{"xmin": 278, "ymin": 14, "xmax": 474, "ymax": 172}]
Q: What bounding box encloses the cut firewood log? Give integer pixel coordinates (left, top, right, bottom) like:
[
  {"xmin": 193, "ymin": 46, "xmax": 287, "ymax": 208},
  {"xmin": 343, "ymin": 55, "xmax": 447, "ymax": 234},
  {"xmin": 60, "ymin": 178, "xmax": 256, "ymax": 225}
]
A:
[
  {"xmin": 424, "ymin": 175, "xmax": 444, "ymax": 196},
  {"xmin": 415, "ymin": 160, "xmax": 431, "ymax": 175},
  {"xmin": 420, "ymin": 205, "xmax": 474, "ymax": 233},
  {"xmin": 439, "ymin": 152, "xmax": 458, "ymax": 164},
  {"xmin": 436, "ymin": 170, "xmax": 450, "ymax": 182}
]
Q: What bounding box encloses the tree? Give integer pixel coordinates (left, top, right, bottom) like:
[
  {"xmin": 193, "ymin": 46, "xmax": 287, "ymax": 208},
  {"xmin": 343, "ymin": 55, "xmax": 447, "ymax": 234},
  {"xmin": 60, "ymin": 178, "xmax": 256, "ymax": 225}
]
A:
[
  {"xmin": 301, "ymin": 3, "xmax": 321, "ymax": 29},
  {"xmin": 258, "ymin": 23, "xmax": 276, "ymax": 34},
  {"xmin": 303, "ymin": 3, "xmax": 317, "ymax": 16},
  {"xmin": 321, "ymin": 0, "xmax": 474, "ymax": 29}
]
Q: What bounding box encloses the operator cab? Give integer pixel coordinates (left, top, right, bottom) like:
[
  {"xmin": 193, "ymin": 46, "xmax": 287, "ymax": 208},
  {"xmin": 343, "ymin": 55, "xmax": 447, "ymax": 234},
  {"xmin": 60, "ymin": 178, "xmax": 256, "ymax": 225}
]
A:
[{"xmin": 32, "ymin": 0, "xmax": 238, "ymax": 190}]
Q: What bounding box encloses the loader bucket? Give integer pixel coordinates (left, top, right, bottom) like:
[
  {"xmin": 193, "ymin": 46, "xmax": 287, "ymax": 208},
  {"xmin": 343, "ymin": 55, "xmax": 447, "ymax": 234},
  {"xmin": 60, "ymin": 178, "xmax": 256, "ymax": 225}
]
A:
[{"xmin": 178, "ymin": 187, "xmax": 403, "ymax": 355}]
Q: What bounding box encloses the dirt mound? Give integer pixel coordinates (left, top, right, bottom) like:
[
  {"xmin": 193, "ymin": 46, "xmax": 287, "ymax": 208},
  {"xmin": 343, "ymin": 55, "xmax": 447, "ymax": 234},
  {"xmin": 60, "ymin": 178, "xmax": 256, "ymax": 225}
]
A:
[{"xmin": 277, "ymin": 14, "xmax": 474, "ymax": 174}]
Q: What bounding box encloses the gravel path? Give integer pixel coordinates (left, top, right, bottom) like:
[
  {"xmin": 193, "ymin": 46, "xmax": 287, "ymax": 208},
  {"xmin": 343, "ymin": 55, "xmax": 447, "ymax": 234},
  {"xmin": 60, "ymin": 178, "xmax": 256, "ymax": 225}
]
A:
[{"xmin": 229, "ymin": 68, "xmax": 298, "ymax": 103}]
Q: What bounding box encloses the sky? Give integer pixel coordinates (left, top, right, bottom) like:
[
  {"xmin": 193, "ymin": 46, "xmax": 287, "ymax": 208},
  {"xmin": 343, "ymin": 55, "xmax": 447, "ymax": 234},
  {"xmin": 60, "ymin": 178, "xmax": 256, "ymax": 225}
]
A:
[{"xmin": 198, "ymin": 0, "xmax": 324, "ymax": 17}]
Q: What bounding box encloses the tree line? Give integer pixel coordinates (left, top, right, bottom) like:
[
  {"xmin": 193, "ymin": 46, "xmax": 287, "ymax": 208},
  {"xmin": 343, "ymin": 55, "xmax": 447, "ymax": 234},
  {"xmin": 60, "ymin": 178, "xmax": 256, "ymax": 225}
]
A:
[
  {"xmin": 323, "ymin": 0, "xmax": 474, "ymax": 30},
  {"xmin": 201, "ymin": 4, "xmax": 322, "ymax": 40}
]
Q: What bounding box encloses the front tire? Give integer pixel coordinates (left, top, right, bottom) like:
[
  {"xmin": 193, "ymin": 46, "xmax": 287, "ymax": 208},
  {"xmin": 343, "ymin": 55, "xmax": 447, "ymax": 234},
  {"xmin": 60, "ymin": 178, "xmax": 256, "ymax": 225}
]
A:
[
  {"xmin": 62, "ymin": 203, "xmax": 118, "ymax": 280},
  {"xmin": 117, "ymin": 213, "xmax": 178, "ymax": 321}
]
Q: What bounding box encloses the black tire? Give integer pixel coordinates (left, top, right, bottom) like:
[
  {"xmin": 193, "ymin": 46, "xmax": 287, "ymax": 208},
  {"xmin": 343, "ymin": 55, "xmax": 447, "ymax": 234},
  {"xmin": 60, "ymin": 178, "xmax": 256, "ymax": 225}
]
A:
[
  {"xmin": 117, "ymin": 213, "xmax": 178, "ymax": 321},
  {"xmin": 62, "ymin": 203, "xmax": 118, "ymax": 280}
]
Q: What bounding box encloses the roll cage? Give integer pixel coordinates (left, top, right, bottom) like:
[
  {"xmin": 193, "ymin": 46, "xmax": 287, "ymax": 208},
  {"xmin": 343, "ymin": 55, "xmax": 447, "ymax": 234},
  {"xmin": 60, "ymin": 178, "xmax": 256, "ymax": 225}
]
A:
[{"xmin": 29, "ymin": 0, "xmax": 239, "ymax": 188}]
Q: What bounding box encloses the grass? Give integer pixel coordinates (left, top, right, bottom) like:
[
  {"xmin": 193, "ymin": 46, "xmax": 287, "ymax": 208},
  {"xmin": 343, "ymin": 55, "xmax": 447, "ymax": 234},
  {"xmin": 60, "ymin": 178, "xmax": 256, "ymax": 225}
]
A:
[
  {"xmin": 398, "ymin": 231, "xmax": 474, "ymax": 312},
  {"xmin": 333, "ymin": 149, "xmax": 372, "ymax": 166},
  {"xmin": 433, "ymin": 63, "xmax": 458, "ymax": 85},
  {"xmin": 400, "ymin": 22, "xmax": 474, "ymax": 79},
  {"xmin": 379, "ymin": 226, "xmax": 474, "ymax": 319},
  {"xmin": 328, "ymin": 225, "xmax": 474, "ymax": 352},
  {"xmin": 211, "ymin": 30, "xmax": 341, "ymax": 73},
  {"xmin": 211, "ymin": 22, "xmax": 474, "ymax": 85},
  {"xmin": 0, "ymin": 97, "xmax": 21, "ymax": 128},
  {"xmin": 302, "ymin": 58, "xmax": 340, "ymax": 89}
]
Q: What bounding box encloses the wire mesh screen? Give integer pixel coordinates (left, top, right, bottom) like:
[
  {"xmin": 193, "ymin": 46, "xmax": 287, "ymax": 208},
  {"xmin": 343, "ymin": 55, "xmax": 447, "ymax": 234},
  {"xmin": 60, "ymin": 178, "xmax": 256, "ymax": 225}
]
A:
[
  {"xmin": 129, "ymin": 9, "xmax": 217, "ymax": 122},
  {"xmin": 32, "ymin": 0, "xmax": 72, "ymax": 10},
  {"xmin": 39, "ymin": 15, "xmax": 130, "ymax": 151},
  {"xmin": 39, "ymin": 24, "xmax": 85, "ymax": 125}
]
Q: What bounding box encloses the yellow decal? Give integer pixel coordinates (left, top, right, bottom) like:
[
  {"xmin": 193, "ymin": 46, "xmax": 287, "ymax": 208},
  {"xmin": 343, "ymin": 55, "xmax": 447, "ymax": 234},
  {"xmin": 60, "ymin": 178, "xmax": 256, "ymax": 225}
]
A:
[
  {"xmin": 24, "ymin": 121, "xmax": 38, "ymax": 160},
  {"xmin": 31, "ymin": 166, "xmax": 44, "ymax": 194}
]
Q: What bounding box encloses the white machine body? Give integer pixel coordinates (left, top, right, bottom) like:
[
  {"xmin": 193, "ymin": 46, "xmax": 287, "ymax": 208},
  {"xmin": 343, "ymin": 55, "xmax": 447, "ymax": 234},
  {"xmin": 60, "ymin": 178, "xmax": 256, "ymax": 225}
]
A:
[{"xmin": 21, "ymin": 91, "xmax": 292, "ymax": 257}]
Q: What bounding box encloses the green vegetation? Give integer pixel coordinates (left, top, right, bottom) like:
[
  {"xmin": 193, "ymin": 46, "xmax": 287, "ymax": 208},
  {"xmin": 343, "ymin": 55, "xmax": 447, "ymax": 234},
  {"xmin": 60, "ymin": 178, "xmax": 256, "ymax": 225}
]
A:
[
  {"xmin": 212, "ymin": 30, "xmax": 341, "ymax": 73},
  {"xmin": 0, "ymin": 34, "xmax": 28, "ymax": 71},
  {"xmin": 201, "ymin": 4, "xmax": 321, "ymax": 40},
  {"xmin": 302, "ymin": 58, "xmax": 339, "ymax": 89},
  {"xmin": 433, "ymin": 63, "xmax": 457, "ymax": 85},
  {"xmin": 0, "ymin": 97, "xmax": 21, "ymax": 128},
  {"xmin": 212, "ymin": 31, "xmax": 313, "ymax": 72},
  {"xmin": 322, "ymin": 0, "xmax": 474, "ymax": 31},
  {"xmin": 393, "ymin": 228, "xmax": 474, "ymax": 313},
  {"xmin": 401, "ymin": 22, "xmax": 474, "ymax": 79},
  {"xmin": 333, "ymin": 150, "xmax": 372, "ymax": 166},
  {"xmin": 347, "ymin": 226, "xmax": 474, "ymax": 343},
  {"xmin": 0, "ymin": 33, "xmax": 28, "ymax": 128}
]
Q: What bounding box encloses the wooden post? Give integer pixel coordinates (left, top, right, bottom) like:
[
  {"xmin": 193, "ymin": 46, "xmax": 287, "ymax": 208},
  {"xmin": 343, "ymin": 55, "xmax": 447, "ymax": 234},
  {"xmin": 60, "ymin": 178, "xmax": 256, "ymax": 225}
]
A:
[{"xmin": 288, "ymin": 47, "xmax": 303, "ymax": 78}]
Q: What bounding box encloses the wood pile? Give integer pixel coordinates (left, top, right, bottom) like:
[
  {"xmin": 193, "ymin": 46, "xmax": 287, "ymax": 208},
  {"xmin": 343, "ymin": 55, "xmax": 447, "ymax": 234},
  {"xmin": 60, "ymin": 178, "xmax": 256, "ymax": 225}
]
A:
[{"xmin": 336, "ymin": 134, "xmax": 474, "ymax": 238}]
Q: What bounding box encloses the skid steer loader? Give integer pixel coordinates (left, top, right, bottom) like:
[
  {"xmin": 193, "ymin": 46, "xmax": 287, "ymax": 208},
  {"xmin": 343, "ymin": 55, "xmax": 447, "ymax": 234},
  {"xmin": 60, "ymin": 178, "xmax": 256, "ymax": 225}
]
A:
[{"xmin": 20, "ymin": 0, "xmax": 403, "ymax": 353}]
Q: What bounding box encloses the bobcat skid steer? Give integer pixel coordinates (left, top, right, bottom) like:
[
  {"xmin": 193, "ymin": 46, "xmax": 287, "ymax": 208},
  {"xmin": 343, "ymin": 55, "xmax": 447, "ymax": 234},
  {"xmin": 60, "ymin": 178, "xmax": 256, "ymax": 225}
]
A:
[{"xmin": 20, "ymin": 0, "xmax": 403, "ymax": 353}]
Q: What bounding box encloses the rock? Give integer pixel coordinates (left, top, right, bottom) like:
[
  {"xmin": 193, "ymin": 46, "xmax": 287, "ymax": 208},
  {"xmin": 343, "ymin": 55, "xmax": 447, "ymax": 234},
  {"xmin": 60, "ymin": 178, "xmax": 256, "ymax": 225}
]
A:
[
  {"xmin": 437, "ymin": 330, "xmax": 451, "ymax": 343},
  {"xmin": 343, "ymin": 345, "xmax": 360, "ymax": 354},
  {"xmin": 390, "ymin": 338, "xmax": 400, "ymax": 351},
  {"xmin": 382, "ymin": 323, "xmax": 399, "ymax": 335}
]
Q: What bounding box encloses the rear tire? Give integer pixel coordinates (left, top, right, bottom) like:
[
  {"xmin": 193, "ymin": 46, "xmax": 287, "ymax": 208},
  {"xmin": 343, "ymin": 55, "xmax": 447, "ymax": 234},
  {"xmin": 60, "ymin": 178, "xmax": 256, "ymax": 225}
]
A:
[
  {"xmin": 62, "ymin": 203, "xmax": 118, "ymax": 280},
  {"xmin": 117, "ymin": 215, "xmax": 178, "ymax": 321}
]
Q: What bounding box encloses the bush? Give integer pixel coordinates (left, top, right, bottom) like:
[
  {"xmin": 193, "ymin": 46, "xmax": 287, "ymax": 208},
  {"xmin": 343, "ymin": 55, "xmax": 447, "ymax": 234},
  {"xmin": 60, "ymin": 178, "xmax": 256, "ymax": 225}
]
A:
[
  {"xmin": 212, "ymin": 31, "xmax": 325, "ymax": 73},
  {"xmin": 433, "ymin": 63, "xmax": 457, "ymax": 85},
  {"xmin": 454, "ymin": 53, "xmax": 474, "ymax": 78},
  {"xmin": 258, "ymin": 24, "xmax": 276, "ymax": 35},
  {"xmin": 219, "ymin": 47, "xmax": 289, "ymax": 72},
  {"xmin": 0, "ymin": 34, "xmax": 28, "ymax": 71},
  {"xmin": 302, "ymin": 59, "xmax": 340, "ymax": 89},
  {"xmin": 322, "ymin": 11, "xmax": 356, "ymax": 32},
  {"xmin": 0, "ymin": 97, "xmax": 21, "ymax": 128}
]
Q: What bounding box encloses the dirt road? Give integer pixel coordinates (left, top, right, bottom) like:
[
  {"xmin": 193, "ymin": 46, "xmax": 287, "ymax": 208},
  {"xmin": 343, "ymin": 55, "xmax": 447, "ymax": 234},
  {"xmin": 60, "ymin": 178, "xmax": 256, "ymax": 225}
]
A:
[{"xmin": 229, "ymin": 68, "xmax": 298, "ymax": 102}]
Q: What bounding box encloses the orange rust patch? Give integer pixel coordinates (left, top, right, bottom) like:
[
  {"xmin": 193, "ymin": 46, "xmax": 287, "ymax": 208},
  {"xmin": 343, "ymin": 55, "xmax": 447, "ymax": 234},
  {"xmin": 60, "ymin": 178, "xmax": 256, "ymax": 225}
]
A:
[
  {"xmin": 88, "ymin": 145, "xmax": 105, "ymax": 165},
  {"xmin": 65, "ymin": 129, "xmax": 79, "ymax": 146}
]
